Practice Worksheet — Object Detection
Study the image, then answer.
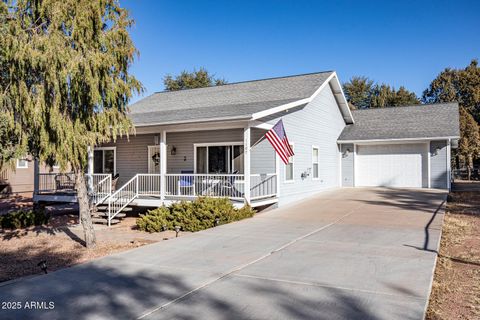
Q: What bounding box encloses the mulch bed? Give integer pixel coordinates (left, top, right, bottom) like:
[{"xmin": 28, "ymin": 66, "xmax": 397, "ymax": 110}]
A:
[{"xmin": 426, "ymin": 191, "xmax": 480, "ymax": 319}]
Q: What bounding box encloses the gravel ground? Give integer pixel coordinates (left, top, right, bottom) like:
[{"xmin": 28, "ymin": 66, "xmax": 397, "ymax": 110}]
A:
[
  {"xmin": 426, "ymin": 191, "xmax": 480, "ymax": 319},
  {"xmin": 0, "ymin": 207, "xmax": 185, "ymax": 283}
]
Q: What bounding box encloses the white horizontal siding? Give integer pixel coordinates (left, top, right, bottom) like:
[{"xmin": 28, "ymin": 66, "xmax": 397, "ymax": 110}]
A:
[{"xmin": 262, "ymin": 84, "xmax": 346, "ymax": 205}]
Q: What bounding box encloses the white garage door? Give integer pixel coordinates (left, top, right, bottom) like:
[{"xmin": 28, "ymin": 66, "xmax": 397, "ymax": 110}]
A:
[{"xmin": 356, "ymin": 143, "xmax": 427, "ymax": 188}]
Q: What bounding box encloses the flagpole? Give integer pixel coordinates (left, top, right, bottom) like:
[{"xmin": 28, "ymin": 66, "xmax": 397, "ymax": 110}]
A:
[{"xmin": 249, "ymin": 135, "xmax": 266, "ymax": 150}]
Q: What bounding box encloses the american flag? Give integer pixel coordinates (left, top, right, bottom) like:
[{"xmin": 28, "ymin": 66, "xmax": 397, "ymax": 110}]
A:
[{"xmin": 265, "ymin": 120, "xmax": 294, "ymax": 165}]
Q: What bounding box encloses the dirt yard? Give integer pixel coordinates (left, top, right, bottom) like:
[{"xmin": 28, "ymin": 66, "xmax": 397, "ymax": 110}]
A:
[
  {"xmin": 0, "ymin": 206, "xmax": 184, "ymax": 283},
  {"xmin": 427, "ymin": 191, "xmax": 480, "ymax": 319}
]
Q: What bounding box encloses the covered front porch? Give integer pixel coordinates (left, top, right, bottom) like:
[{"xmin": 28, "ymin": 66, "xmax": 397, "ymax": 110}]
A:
[{"xmin": 34, "ymin": 121, "xmax": 280, "ymax": 224}]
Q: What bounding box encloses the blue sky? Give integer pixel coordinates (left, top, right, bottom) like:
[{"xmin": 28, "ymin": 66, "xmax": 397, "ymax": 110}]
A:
[{"xmin": 123, "ymin": 0, "xmax": 480, "ymax": 103}]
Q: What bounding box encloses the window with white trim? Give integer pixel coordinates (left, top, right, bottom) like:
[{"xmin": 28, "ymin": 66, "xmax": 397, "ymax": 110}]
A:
[
  {"xmin": 93, "ymin": 148, "xmax": 116, "ymax": 175},
  {"xmin": 16, "ymin": 158, "xmax": 28, "ymax": 169},
  {"xmin": 195, "ymin": 143, "xmax": 244, "ymax": 174},
  {"xmin": 312, "ymin": 146, "xmax": 319, "ymax": 179},
  {"xmin": 285, "ymin": 144, "xmax": 294, "ymax": 182}
]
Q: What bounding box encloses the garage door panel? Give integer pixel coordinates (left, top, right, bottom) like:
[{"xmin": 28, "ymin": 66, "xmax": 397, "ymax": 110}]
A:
[{"xmin": 356, "ymin": 144, "xmax": 427, "ymax": 188}]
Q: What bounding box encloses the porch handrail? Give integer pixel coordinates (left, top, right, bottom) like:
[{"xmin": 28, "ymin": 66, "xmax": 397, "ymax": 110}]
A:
[
  {"xmin": 88, "ymin": 174, "xmax": 111, "ymax": 204},
  {"xmin": 250, "ymin": 173, "xmax": 277, "ymax": 200},
  {"xmin": 108, "ymin": 174, "xmax": 139, "ymax": 225}
]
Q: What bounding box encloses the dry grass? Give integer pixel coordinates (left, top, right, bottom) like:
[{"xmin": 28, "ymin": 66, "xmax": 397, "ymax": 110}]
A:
[
  {"xmin": 0, "ymin": 212, "xmax": 180, "ymax": 283},
  {"xmin": 426, "ymin": 191, "xmax": 480, "ymax": 320}
]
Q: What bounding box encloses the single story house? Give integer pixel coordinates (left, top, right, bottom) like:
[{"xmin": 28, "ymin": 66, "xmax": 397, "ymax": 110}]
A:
[{"xmin": 33, "ymin": 71, "xmax": 460, "ymax": 225}]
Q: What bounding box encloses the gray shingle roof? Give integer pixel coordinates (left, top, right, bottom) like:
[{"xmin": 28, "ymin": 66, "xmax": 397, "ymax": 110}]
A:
[
  {"xmin": 129, "ymin": 72, "xmax": 333, "ymax": 126},
  {"xmin": 338, "ymin": 103, "xmax": 460, "ymax": 142}
]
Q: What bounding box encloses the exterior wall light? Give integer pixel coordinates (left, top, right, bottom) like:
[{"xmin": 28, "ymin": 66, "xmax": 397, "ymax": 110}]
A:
[
  {"xmin": 37, "ymin": 260, "xmax": 48, "ymax": 274},
  {"xmin": 342, "ymin": 148, "xmax": 351, "ymax": 158},
  {"xmin": 175, "ymin": 225, "xmax": 181, "ymax": 237},
  {"xmin": 171, "ymin": 146, "xmax": 177, "ymax": 156},
  {"xmin": 433, "ymin": 147, "xmax": 441, "ymax": 156}
]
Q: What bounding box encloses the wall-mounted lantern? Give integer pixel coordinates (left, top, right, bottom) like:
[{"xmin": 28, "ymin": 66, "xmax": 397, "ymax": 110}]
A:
[
  {"xmin": 433, "ymin": 147, "xmax": 441, "ymax": 156},
  {"xmin": 170, "ymin": 146, "xmax": 177, "ymax": 156},
  {"xmin": 342, "ymin": 148, "xmax": 351, "ymax": 158}
]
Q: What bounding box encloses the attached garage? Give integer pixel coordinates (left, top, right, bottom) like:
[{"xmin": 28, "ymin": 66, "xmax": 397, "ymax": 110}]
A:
[
  {"xmin": 355, "ymin": 143, "xmax": 428, "ymax": 188},
  {"xmin": 337, "ymin": 103, "xmax": 460, "ymax": 190}
]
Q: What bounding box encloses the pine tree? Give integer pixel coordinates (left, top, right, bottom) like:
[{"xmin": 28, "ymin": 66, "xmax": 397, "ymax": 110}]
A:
[
  {"xmin": 164, "ymin": 68, "xmax": 227, "ymax": 91},
  {"xmin": 0, "ymin": 0, "xmax": 142, "ymax": 247},
  {"xmin": 343, "ymin": 77, "xmax": 419, "ymax": 109}
]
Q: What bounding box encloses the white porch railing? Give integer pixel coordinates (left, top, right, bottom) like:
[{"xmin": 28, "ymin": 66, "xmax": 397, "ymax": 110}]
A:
[
  {"xmin": 137, "ymin": 174, "xmax": 161, "ymax": 197},
  {"xmin": 165, "ymin": 174, "xmax": 245, "ymax": 200},
  {"xmin": 250, "ymin": 173, "xmax": 277, "ymax": 200},
  {"xmin": 108, "ymin": 175, "xmax": 139, "ymax": 224},
  {"xmin": 37, "ymin": 172, "xmax": 278, "ymax": 226},
  {"xmin": 87, "ymin": 174, "xmax": 111, "ymax": 204}
]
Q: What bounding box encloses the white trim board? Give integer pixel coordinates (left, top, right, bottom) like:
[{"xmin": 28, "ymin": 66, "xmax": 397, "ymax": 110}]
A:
[
  {"xmin": 338, "ymin": 136, "xmax": 460, "ymax": 144},
  {"xmin": 250, "ymin": 72, "xmax": 354, "ymax": 125}
]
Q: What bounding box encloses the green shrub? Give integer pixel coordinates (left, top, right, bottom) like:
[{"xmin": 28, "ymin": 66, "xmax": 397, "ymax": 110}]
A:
[
  {"xmin": 136, "ymin": 206, "xmax": 173, "ymax": 232},
  {"xmin": 136, "ymin": 197, "xmax": 256, "ymax": 233},
  {"xmin": 0, "ymin": 208, "xmax": 49, "ymax": 230}
]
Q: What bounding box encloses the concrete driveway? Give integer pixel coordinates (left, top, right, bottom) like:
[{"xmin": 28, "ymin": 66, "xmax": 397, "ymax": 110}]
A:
[{"xmin": 0, "ymin": 188, "xmax": 446, "ymax": 320}]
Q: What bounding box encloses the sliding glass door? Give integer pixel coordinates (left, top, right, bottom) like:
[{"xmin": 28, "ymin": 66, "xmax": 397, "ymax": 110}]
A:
[{"xmin": 196, "ymin": 144, "xmax": 244, "ymax": 174}]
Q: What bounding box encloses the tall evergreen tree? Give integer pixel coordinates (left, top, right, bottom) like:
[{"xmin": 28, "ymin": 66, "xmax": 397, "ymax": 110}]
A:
[
  {"xmin": 164, "ymin": 68, "xmax": 227, "ymax": 91},
  {"xmin": 343, "ymin": 77, "xmax": 419, "ymax": 109},
  {"xmin": 342, "ymin": 76, "xmax": 374, "ymax": 109},
  {"xmin": 0, "ymin": 0, "xmax": 142, "ymax": 247},
  {"xmin": 423, "ymin": 59, "xmax": 480, "ymax": 122},
  {"xmin": 423, "ymin": 59, "xmax": 480, "ymax": 171}
]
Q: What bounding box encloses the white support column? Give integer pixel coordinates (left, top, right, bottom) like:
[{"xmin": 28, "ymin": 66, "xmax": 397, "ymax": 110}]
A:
[
  {"xmin": 427, "ymin": 142, "xmax": 431, "ymax": 188},
  {"xmin": 447, "ymin": 139, "xmax": 451, "ymax": 191},
  {"xmin": 275, "ymin": 153, "xmax": 280, "ymax": 197},
  {"xmin": 244, "ymin": 126, "xmax": 251, "ymax": 204},
  {"xmin": 160, "ymin": 130, "xmax": 167, "ymax": 202},
  {"xmin": 87, "ymin": 146, "xmax": 94, "ymax": 193},
  {"xmin": 33, "ymin": 159, "xmax": 40, "ymax": 201},
  {"xmin": 353, "ymin": 144, "xmax": 357, "ymax": 187}
]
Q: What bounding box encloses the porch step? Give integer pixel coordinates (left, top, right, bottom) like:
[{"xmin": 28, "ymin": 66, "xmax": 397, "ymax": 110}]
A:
[
  {"xmin": 91, "ymin": 217, "xmax": 120, "ymax": 225},
  {"xmin": 96, "ymin": 206, "xmax": 133, "ymax": 212},
  {"xmin": 95, "ymin": 212, "xmax": 126, "ymax": 219}
]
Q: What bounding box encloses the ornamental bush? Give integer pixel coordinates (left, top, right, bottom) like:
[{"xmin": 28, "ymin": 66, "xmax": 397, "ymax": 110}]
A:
[
  {"xmin": 136, "ymin": 197, "xmax": 255, "ymax": 233},
  {"xmin": 0, "ymin": 208, "xmax": 49, "ymax": 230}
]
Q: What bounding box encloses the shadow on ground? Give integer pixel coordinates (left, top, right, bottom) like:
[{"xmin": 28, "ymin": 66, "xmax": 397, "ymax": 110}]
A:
[
  {"xmin": 0, "ymin": 252, "xmax": 385, "ymax": 320},
  {"xmin": 354, "ymin": 188, "xmax": 445, "ymax": 214}
]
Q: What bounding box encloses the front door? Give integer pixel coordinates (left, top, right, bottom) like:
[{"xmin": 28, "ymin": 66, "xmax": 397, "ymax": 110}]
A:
[{"xmin": 148, "ymin": 146, "xmax": 161, "ymax": 174}]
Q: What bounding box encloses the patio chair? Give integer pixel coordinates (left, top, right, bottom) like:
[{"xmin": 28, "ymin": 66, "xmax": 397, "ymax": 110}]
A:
[
  {"xmin": 178, "ymin": 170, "xmax": 195, "ymax": 196},
  {"xmin": 213, "ymin": 171, "xmax": 243, "ymax": 198},
  {"xmin": 55, "ymin": 174, "xmax": 75, "ymax": 191}
]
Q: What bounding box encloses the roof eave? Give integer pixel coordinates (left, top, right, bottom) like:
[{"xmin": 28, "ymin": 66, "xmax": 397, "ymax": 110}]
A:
[
  {"xmin": 337, "ymin": 136, "xmax": 461, "ymax": 144},
  {"xmin": 132, "ymin": 115, "xmax": 253, "ymax": 128},
  {"xmin": 250, "ymin": 72, "xmax": 354, "ymax": 124}
]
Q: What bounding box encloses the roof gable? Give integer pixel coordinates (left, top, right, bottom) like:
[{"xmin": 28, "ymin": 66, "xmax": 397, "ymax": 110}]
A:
[{"xmin": 129, "ymin": 71, "xmax": 354, "ymax": 126}]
